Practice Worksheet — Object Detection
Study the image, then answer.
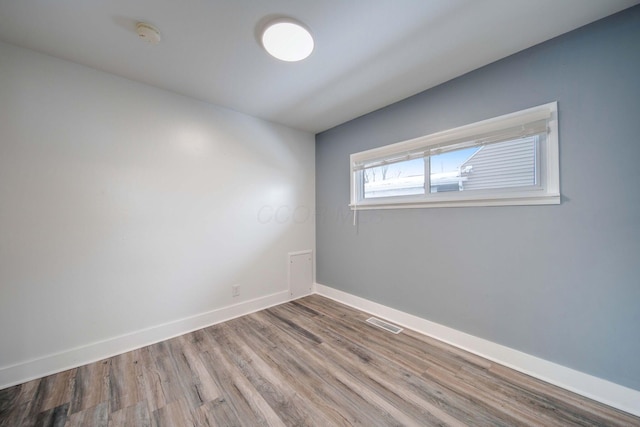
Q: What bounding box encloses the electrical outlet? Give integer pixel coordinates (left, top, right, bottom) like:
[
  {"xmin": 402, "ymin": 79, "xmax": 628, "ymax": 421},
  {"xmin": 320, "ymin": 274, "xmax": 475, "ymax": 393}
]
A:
[{"xmin": 232, "ymin": 284, "xmax": 240, "ymax": 297}]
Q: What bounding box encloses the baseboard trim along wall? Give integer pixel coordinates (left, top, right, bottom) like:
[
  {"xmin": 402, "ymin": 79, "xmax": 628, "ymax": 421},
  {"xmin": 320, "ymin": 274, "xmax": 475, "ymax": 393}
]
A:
[
  {"xmin": 3, "ymin": 283, "xmax": 638, "ymax": 417},
  {"xmin": 314, "ymin": 282, "xmax": 640, "ymax": 417},
  {"xmin": 0, "ymin": 290, "xmax": 291, "ymax": 390}
]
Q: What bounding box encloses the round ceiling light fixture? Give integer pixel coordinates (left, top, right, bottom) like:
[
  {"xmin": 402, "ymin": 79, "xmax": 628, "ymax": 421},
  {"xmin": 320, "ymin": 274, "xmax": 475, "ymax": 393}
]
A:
[{"xmin": 261, "ymin": 18, "xmax": 314, "ymax": 62}]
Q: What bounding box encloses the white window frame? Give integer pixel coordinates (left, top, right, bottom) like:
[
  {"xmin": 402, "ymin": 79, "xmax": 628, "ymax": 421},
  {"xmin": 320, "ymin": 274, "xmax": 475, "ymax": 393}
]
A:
[{"xmin": 349, "ymin": 102, "xmax": 560, "ymax": 210}]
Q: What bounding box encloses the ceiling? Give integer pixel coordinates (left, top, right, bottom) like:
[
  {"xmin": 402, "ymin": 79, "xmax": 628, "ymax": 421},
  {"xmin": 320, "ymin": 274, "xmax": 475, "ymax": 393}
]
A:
[{"xmin": 0, "ymin": 1, "xmax": 637, "ymax": 133}]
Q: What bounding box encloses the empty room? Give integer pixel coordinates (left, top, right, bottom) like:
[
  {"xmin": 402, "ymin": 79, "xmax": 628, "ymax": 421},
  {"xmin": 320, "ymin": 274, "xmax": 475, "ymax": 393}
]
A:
[{"xmin": 1, "ymin": 1, "xmax": 639, "ymax": 425}]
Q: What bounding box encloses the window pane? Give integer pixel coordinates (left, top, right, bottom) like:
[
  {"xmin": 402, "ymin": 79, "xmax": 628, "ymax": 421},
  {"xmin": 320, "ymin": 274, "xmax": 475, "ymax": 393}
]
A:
[
  {"xmin": 459, "ymin": 137, "xmax": 538, "ymax": 192},
  {"xmin": 430, "ymin": 147, "xmax": 480, "ymax": 193},
  {"xmin": 429, "ymin": 137, "xmax": 538, "ymax": 193},
  {"xmin": 363, "ymin": 158, "xmax": 424, "ymax": 199}
]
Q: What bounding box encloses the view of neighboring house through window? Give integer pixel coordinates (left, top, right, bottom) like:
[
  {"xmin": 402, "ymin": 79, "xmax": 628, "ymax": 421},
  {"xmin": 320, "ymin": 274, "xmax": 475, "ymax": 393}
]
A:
[
  {"xmin": 430, "ymin": 146, "xmax": 481, "ymax": 193},
  {"xmin": 351, "ymin": 102, "xmax": 559, "ymax": 209}
]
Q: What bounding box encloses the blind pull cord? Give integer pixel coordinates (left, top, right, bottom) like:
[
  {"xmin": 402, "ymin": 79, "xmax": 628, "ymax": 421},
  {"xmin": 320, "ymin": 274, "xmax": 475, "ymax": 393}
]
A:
[{"xmin": 352, "ymin": 172, "xmax": 358, "ymax": 227}]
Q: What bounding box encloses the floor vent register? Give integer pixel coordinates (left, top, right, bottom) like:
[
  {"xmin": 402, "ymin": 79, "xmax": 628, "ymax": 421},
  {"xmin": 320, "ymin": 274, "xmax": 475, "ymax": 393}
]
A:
[{"xmin": 365, "ymin": 317, "xmax": 403, "ymax": 334}]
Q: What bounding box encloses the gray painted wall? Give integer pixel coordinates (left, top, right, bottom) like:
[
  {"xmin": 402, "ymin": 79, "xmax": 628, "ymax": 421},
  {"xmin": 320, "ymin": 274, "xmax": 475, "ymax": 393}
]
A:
[{"xmin": 316, "ymin": 6, "xmax": 640, "ymax": 391}]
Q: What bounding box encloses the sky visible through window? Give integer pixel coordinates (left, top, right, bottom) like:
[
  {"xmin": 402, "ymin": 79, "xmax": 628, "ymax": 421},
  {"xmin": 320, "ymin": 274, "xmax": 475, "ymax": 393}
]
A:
[
  {"xmin": 376, "ymin": 147, "xmax": 480, "ymax": 178},
  {"xmin": 431, "ymin": 147, "xmax": 479, "ymax": 175}
]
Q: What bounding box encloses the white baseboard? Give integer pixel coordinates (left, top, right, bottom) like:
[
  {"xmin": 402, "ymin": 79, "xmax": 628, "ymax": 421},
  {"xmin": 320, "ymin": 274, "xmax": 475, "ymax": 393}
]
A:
[
  {"xmin": 0, "ymin": 290, "xmax": 291, "ymax": 390},
  {"xmin": 3, "ymin": 284, "xmax": 638, "ymax": 417},
  {"xmin": 315, "ymin": 283, "xmax": 640, "ymax": 417}
]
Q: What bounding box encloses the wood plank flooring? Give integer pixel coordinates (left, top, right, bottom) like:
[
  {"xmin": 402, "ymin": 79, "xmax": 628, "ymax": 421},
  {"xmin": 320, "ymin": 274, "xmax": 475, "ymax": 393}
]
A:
[{"xmin": 1, "ymin": 295, "xmax": 638, "ymax": 426}]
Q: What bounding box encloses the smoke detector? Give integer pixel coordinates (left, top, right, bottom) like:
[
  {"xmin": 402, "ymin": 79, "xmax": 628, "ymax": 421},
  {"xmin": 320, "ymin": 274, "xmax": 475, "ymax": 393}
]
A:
[{"xmin": 136, "ymin": 22, "xmax": 161, "ymax": 44}]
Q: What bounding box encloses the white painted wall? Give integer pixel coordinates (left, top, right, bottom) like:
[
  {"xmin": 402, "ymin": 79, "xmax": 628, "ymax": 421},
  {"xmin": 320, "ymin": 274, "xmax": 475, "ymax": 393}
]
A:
[{"xmin": 0, "ymin": 41, "xmax": 315, "ymax": 382}]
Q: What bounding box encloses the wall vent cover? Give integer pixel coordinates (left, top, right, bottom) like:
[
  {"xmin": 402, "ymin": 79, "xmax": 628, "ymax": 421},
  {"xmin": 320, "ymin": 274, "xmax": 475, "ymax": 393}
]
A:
[{"xmin": 366, "ymin": 317, "xmax": 403, "ymax": 334}]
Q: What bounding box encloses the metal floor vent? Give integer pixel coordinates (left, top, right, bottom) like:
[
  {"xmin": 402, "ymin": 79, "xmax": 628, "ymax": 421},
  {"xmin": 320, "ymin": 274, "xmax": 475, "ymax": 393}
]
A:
[{"xmin": 366, "ymin": 317, "xmax": 403, "ymax": 334}]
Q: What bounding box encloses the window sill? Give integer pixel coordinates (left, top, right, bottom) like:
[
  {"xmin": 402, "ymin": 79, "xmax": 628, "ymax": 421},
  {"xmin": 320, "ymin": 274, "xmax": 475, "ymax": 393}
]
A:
[{"xmin": 350, "ymin": 193, "xmax": 560, "ymax": 210}]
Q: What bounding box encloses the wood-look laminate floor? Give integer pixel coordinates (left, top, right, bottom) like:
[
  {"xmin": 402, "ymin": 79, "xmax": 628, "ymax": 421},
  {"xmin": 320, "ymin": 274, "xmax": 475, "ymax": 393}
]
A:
[{"xmin": 1, "ymin": 295, "xmax": 638, "ymax": 426}]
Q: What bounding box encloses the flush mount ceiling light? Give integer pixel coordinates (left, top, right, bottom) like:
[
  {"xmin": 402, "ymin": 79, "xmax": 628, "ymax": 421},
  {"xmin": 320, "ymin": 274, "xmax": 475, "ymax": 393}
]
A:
[{"xmin": 261, "ymin": 18, "xmax": 314, "ymax": 62}]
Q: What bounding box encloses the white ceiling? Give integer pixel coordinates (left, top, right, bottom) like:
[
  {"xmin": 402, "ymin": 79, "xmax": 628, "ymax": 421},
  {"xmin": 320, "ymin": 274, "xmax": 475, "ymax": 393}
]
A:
[{"xmin": 0, "ymin": 0, "xmax": 637, "ymax": 133}]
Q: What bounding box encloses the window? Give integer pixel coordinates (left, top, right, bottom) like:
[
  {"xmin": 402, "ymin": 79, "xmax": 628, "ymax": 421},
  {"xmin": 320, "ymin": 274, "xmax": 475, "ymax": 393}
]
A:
[{"xmin": 350, "ymin": 102, "xmax": 559, "ymax": 209}]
